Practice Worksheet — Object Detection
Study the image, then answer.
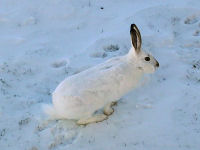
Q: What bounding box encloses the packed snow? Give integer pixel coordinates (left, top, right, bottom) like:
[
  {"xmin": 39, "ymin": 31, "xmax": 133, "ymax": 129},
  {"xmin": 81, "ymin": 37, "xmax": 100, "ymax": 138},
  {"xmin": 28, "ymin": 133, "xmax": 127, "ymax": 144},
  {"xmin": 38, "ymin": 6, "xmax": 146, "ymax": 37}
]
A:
[{"xmin": 0, "ymin": 0, "xmax": 200, "ymax": 150}]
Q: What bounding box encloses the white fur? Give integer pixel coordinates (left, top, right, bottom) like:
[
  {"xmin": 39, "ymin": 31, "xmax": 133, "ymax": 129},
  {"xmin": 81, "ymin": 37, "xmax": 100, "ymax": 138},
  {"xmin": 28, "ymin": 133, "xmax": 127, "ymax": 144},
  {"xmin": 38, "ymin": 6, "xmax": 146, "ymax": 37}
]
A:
[
  {"xmin": 45, "ymin": 48, "xmax": 157, "ymax": 119},
  {"xmin": 45, "ymin": 25, "xmax": 159, "ymax": 124}
]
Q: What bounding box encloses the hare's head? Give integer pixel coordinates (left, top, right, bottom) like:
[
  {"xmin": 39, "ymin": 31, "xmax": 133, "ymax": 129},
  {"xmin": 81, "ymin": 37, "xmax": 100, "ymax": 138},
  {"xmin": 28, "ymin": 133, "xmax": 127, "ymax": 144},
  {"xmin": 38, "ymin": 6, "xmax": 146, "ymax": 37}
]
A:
[{"xmin": 129, "ymin": 24, "xmax": 159, "ymax": 73}]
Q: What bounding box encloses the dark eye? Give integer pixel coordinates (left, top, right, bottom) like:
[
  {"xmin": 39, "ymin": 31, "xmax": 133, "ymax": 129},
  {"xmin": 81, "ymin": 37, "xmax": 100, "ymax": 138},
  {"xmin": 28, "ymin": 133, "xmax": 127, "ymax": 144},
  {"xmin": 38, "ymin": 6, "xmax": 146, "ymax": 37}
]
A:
[{"xmin": 145, "ymin": 57, "xmax": 150, "ymax": 61}]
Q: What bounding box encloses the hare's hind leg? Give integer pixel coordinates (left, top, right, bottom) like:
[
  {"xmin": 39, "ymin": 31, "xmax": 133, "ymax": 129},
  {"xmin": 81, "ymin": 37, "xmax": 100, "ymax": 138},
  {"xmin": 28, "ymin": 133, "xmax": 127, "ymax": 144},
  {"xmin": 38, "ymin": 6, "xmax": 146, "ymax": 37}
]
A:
[
  {"xmin": 77, "ymin": 114, "xmax": 108, "ymax": 125},
  {"xmin": 103, "ymin": 101, "xmax": 117, "ymax": 116}
]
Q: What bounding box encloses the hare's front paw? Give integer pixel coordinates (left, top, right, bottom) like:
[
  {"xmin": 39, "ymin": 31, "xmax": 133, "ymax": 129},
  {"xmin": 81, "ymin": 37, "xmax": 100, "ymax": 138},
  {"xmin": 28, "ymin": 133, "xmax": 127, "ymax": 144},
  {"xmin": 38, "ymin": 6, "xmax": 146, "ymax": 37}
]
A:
[
  {"xmin": 77, "ymin": 114, "xmax": 108, "ymax": 125},
  {"xmin": 103, "ymin": 102, "xmax": 117, "ymax": 116},
  {"xmin": 104, "ymin": 107, "xmax": 114, "ymax": 116}
]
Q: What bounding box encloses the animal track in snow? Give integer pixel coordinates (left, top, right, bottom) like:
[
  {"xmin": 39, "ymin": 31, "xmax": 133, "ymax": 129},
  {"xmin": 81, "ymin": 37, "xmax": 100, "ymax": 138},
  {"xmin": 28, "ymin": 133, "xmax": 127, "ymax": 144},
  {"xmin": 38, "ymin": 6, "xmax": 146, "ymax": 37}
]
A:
[
  {"xmin": 18, "ymin": 117, "xmax": 31, "ymax": 126},
  {"xmin": 171, "ymin": 17, "xmax": 181, "ymax": 26},
  {"xmin": 90, "ymin": 51, "xmax": 107, "ymax": 58},
  {"xmin": 88, "ymin": 37, "xmax": 128, "ymax": 60},
  {"xmin": 193, "ymin": 30, "xmax": 200, "ymax": 36},
  {"xmin": 103, "ymin": 44, "xmax": 120, "ymax": 52},
  {"xmin": 36, "ymin": 120, "xmax": 79, "ymax": 149},
  {"xmin": 184, "ymin": 15, "xmax": 199, "ymax": 24},
  {"xmin": 0, "ymin": 128, "xmax": 6, "ymax": 137},
  {"xmin": 48, "ymin": 130, "xmax": 79, "ymax": 150},
  {"xmin": 51, "ymin": 60, "xmax": 68, "ymax": 68},
  {"xmin": 186, "ymin": 60, "xmax": 200, "ymax": 83},
  {"xmin": 90, "ymin": 44, "xmax": 120, "ymax": 58}
]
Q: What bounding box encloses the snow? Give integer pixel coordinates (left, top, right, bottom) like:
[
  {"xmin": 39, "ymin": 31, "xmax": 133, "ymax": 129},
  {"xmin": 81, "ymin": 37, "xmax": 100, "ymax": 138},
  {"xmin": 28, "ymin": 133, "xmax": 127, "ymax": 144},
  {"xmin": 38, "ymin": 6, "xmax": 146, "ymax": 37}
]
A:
[{"xmin": 0, "ymin": 0, "xmax": 200, "ymax": 149}]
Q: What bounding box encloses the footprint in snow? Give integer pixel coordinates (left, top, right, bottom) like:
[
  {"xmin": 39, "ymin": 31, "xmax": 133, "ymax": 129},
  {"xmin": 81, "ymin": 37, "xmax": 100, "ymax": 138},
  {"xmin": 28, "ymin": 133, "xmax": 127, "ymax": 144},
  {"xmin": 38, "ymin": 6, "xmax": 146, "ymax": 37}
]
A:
[
  {"xmin": 36, "ymin": 119, "xmax": 80, "ymax": 149},
  {"xmin": 90, "ymin": 44, "xmax": 120, "ymax": 58},
  {"xmin": 184, "ymin": 15, "xmax": 199, "ymax": 24},
  {"xmin": 103, "ymin": 44, "xmax": 120, "ymax": 52},
  {"xmin": 193, "ymin": 30, "xmax": 200, "ymax": 36},
  {"xmin": 51, "ymin": 60, "xmax": 68, "ymax": 68},
  {"xmin": 90, "ymin": 51, "xmax": 107, "ymax": 58}
]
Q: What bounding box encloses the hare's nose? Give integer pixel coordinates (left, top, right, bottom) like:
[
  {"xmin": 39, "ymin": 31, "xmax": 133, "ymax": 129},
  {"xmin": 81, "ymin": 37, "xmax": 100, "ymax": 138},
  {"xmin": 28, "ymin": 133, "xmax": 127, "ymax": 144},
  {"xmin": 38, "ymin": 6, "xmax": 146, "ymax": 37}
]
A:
[{"xmin": 156, "ymin": 61, "xmax": 159, "ymax": 67}]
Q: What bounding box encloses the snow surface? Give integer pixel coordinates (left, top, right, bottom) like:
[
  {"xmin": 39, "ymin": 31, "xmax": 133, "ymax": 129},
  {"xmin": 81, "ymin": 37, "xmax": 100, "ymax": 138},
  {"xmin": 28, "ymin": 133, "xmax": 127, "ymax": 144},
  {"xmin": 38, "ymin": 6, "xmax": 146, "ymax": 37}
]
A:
[{"xmin": 0, "ymin": 0, "xmax": 200, "ymax": 149}]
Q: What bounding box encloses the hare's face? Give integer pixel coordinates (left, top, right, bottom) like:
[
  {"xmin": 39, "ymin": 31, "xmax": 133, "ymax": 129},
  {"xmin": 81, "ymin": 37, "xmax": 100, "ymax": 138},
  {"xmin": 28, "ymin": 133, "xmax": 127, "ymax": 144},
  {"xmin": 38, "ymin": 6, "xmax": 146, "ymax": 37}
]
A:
[
  {"xmin": 136, "ymin": 50, "xmax": 159, "ymax": 73},
  {"xmin": 130, "ymin": 24, "xmax": 159, "ymax": 73}
]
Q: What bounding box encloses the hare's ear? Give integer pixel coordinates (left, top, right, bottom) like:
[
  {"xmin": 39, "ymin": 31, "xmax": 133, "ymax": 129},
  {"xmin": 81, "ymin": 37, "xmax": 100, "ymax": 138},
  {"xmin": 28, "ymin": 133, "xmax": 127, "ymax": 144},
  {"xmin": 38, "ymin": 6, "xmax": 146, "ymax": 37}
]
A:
[{"xmin": 130, "ymin": 24, "xmax": 142, "ymax": 54}]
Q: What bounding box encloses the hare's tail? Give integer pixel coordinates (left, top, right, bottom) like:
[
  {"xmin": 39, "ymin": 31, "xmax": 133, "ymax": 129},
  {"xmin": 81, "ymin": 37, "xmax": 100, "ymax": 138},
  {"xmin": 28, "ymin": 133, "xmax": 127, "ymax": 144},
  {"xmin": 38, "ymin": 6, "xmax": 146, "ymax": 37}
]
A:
[{"xmin": 43, "ymin": 104, "xmax": 61, "ymax": 119}]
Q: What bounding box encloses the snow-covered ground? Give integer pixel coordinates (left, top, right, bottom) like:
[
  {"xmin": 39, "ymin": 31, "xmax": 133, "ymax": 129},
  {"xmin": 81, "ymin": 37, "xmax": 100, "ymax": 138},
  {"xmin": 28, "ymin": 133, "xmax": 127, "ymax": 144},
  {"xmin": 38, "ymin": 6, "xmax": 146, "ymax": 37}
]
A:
[{"xmin": 1, "ymin": 0, "xmax": 200, "ymax": 149}]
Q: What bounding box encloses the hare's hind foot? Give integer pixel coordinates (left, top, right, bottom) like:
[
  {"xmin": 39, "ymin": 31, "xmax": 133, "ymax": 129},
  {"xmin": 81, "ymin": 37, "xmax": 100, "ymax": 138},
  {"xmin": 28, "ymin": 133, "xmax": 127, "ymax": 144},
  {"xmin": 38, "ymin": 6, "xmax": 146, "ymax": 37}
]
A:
[
  {"xmin": 103, "ymin": 101, "xmax": 117, "ymax": 116},
  {"xmin": 77, "ymin": 114, "xmax": 108, "ymax": 125}
]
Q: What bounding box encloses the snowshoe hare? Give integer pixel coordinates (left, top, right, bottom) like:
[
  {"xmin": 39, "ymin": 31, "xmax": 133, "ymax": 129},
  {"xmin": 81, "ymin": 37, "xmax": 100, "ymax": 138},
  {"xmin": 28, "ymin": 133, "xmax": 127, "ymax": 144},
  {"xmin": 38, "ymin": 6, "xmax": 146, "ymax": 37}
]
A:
[{"xmin": 45, "ymin": 24, "xmax": 159, "ymax": 125}]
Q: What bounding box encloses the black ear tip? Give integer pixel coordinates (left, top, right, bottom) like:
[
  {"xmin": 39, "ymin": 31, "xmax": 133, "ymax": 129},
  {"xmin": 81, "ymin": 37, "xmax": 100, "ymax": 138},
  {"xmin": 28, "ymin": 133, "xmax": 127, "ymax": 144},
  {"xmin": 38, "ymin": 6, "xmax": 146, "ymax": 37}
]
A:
[
  {"xmin": 131, "ymin": 24, "xmax": 136, "ymax": 27},
  {"xmin": 130, "ymin": 24, "xmax": 137, "ymax": 31}
]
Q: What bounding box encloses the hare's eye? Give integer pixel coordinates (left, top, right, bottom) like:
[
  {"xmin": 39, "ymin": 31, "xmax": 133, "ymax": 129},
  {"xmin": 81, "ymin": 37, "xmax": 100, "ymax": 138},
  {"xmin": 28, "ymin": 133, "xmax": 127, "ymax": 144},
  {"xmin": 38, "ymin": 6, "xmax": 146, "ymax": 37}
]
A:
[{"xmin": 145, "ymin": 57, "xmax": 150, "ymax": 61}]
